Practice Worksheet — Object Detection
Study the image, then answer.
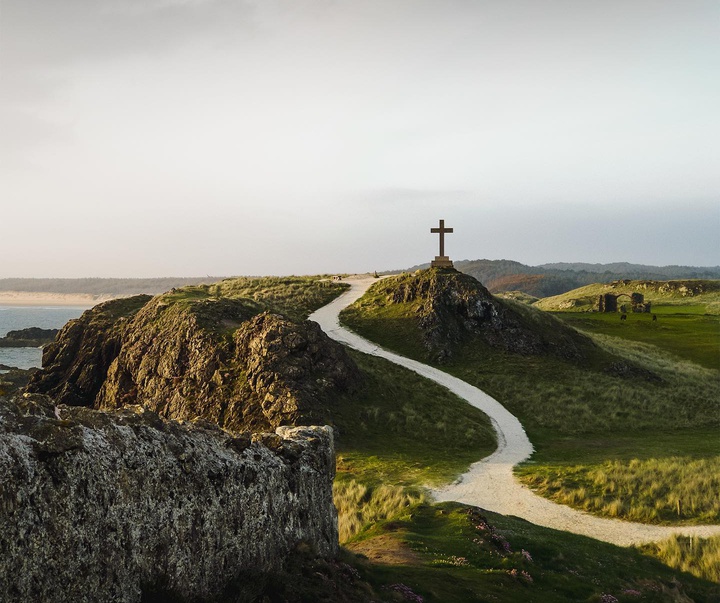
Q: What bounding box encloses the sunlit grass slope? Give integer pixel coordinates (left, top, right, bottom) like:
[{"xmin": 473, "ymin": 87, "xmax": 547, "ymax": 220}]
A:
[
  {"xmin": 332, "ymin": 350, "xmax": 496, "ymax": 542},
  {"xmin": 534, "ymin": 279, "xmax": 720, "ymax": 312},
  {"xmin": 554, "ymin": 309, "xmax": 719, "ymax": 369},
  {"xmin": 340, "ymin": 271, "xmax": 720, "ymax": 526},
  {"xmin": 329, "ymin": 351, "xmax": 720, "ymax": 601},
  {"xmin": 163, "ymin": 275, "xmax": 349, "ymax": 321}
]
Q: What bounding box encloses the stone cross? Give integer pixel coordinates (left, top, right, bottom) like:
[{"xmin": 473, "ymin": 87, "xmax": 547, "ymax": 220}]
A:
[{"xmin": 430, "ymin": 219, "xmax": 454, "ymax": 268}]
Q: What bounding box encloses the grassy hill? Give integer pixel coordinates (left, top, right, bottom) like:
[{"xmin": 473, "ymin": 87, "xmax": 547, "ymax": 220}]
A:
[
  {"xmin": 328, "ymin": 349, "xmax": 720, "ymax": 601},
  {"xmin": 534, "ymin": 279, "xmax": 720, "ymax": 313},
  {"xmin": 341, "ymin": 269, "xmax": 720, "ymax": 530}
]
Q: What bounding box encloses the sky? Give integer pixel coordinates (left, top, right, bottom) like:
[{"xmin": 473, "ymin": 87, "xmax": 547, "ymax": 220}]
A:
[{"xmin": 1, "ymin": 0, "xmax": 718, "ymax": 277}]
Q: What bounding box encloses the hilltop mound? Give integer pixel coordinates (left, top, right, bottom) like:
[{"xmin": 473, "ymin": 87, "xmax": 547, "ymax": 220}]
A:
[
  {"xmin": 535, "ymin": 279, "xmax": 720, "ymax": 312},
  {"xmin": 345, "ymin": 268, "xmax": 596, "ymax": 362},
  {"xmin": 27, "ymin": 278, "xmax": 359, "ymax": 432}
]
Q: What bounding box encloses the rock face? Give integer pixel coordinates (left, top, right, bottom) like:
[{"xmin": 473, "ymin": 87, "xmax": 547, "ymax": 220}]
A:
[
  {"xmin": 28, "ymin": 292, "xmax": 361, "ymax": 432},
  {"xmin": 378, "ymin": 268, "xmax": 595, "ymax": 362},
  {"xmin": 0, "ymin": 327, "xmax": 59, "ymax": 348},
  {"xmin": 0, "ymin": 394, "xmax": 338, "ymax": 603},
  {"xmin": 26, "ymin": 296, "xmax": 152, "ymax": 405}
]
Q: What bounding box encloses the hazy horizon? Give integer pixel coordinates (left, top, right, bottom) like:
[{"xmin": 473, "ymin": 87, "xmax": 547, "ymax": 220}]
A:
[{"xmin": 2, "ymin": 0, "xmax": 719, "ymax": 278}]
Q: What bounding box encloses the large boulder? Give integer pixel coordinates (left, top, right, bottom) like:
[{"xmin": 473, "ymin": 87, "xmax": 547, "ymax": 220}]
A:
[
  {"xmin": 0, "ymin": 394, "xmax": 337, "ymax": 603},
  {"xmin": 29, "ymin": 291, "xmax": 361, "ymax": 433}
]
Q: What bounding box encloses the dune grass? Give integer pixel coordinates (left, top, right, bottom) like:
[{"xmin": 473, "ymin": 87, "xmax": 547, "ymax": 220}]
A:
[
  {"xmin": 640, "ymin": 534, "xmax": 720, "ymax": 583},
  {"xmin": 334, "ymin": 479, "xmax": 427, "ymax": 543},
  {"xmin": 163, "ymin": 275, "xmax": 349, "ymax": 321},
  {"xmin": 517, "ymin": 456, "xmax": 720, "ymax": 525},
  {"xmin": 331, "ymin": 350, "xmax": 496, "ymax": 543},
  {"xmin": 328, "ymin": 348, "xmax": 720, "ymax": 601},
  {"xmin": 340, "ymin": 282, "xmax": 720, "ymax": 529}
]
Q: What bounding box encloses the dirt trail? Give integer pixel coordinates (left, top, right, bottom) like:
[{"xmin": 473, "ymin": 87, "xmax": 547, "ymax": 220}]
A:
[{"xmin": 309, "ymin": 276, "xmax": 720, "ymax": 546}]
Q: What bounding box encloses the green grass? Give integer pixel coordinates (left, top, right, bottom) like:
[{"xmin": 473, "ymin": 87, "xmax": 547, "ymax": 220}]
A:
[
  {"xmin": 641, "ymin": 534, "xmax": 720, "ymax": 583},
  {"xmin": 327, "ymin": 333, "xmax": 720, "ymax": 600},
  {"xmin": 517, "ymin": 456, "xmax": 720, "ymax": 525},
  {"xmin": 331, "ymin": 350, "xmax": 496, "ymax": 543},
  {"xmin": 333, "ymin": 350, "xmax": 496, "ymax": 488},
  {"xmin": 349, "ymin": 503, "xmax": 720, "ymax": 602},
  {"xmin": 162, "ymin": 275, "xmax": 349, "ymax": 321},
  {"xmin": 340, "ymin": 274, "xmax": 720, "ymax": 528},
  {"xmin": 534, "ymin": 279, "xmax": 720, "ymax": 313},
  {"xmin": 554, "ymin": 308, "xmax": 720, "ymax": 369}
]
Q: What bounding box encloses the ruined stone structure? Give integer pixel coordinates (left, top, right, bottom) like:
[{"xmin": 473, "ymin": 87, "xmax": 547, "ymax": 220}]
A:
[
  {"xmin": 0, "ymin": 395, "xmax": 338, "ymax": 603},
  {"xmin": 598, "ymin": 292, "xmax": 651, "ymax": 313}
]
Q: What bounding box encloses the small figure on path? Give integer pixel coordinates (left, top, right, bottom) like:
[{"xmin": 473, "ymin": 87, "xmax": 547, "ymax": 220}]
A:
[
  {"xmin": 652, "ymin": 314, "xmax": 657, "ymax": 322},
  {"xmin": 620, "ymin": 314, "xmax": 627, "ymax": 321}
]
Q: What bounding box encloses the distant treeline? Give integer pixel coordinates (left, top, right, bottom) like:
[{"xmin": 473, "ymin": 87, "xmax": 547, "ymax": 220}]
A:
[{"xmin": 0, "ymin": 278, "xmax": 230, "ymax": 296}]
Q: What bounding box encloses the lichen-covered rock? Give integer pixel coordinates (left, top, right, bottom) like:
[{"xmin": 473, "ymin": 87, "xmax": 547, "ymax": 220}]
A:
[
  {"xmin": 28, "ymin": 292, "xmax": 361, "ymax": 433},
  {"xmin": 370, "ymin": 268, "xmax": 595, "ymax": 362},
  {"xmin": 94, "ymin": 300, "xmax": 360, "ymax": 431},
  {"xmin": 0, "ymin": 395, "xmax": 337, "ymax": 603},
  {"xmin": 233, "ymin": 312, "xmax": 362, "ymax": 428},
  {"xmin": 25, "ymin": 296, "xmax": 152, "ymax": 405}
]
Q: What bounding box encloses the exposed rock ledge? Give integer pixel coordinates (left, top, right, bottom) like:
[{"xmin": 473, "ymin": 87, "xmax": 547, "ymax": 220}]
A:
[{"xmin": 0, "ymin": 395, "xmax": 337, "ymax": 603}]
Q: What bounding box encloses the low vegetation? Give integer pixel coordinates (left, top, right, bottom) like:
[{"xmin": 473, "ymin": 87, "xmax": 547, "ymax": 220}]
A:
[
  {"xmin": 340, "ymin": 271, "xmax": 720, "ymax": 529},
  {"xmin": 349, "ymin": 503, "xmax": 720, "ymax": 602},
  {"xmin": 555, "ymin": 309, "xmax": 720, "ymax": 369},
  {"xmin": 163, "ymin": 275, "xmax": 349, "ymax": 321},
  {"xmin": 332, "ymin": 350, "xmax": 496, "ymax": 542},
  {"xmin": 641, "ymin": 535, "xmax": 720, "ymax": 583},
  {"xmin": 517, "ymin": 456, "xmax": 720, "ymax": 525},
  {"xmin": 329, "ymin": 350, "xmax": 720, "ymax": 601},
  {"xmin": 534, "ymin": 279, "xmax": 720, "ymax": 312}
]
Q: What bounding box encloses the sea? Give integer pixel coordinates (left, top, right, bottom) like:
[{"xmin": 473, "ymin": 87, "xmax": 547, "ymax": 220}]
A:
[{"xmin": 0, "ymin": 306, "xmax": 90, "ymax": 370}]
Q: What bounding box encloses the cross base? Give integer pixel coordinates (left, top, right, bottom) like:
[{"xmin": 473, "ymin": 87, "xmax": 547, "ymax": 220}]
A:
[{"xmin": 431, "ymin": 256, "xmax": 454, "ymax": 268}]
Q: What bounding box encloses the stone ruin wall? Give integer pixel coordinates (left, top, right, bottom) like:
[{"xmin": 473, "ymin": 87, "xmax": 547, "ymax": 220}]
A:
[{"xmin": 0, "ymin": 395, "xmax": 338, "ymax": 603}]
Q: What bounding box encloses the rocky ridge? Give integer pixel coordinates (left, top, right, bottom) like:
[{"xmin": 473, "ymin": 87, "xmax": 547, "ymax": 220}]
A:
[
  {"xmin": 27, "ymin": 288, "xmax": 360, "ymax": 432},
  {"xmin": 365, "ymin": 268, "xmax": 595, "ymax": 362},
  {"xmin": 0, "ymin": 394, "xmax": 337, "ymax": 602}
]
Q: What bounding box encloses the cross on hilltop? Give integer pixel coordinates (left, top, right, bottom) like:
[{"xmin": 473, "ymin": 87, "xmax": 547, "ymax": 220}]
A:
[{"xmin": 430, "ymin": 219, "xmax": 454, "ymax": 268}]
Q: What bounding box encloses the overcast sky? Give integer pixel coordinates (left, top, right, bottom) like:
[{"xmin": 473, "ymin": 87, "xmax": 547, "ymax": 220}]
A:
[{"xmin": 1, "ymin": 0, "xmax": 718, "ymax": 277}]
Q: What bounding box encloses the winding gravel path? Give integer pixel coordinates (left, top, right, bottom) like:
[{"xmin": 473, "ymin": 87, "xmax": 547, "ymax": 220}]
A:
[{"xmin": 310, "ymin": 276, "xmax": 720, "ymax": 546}]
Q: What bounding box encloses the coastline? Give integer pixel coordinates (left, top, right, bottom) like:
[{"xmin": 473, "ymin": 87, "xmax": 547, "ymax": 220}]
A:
[{"xmin": 0, "ymin": 291, "xmax": 114, "ymax": 307}]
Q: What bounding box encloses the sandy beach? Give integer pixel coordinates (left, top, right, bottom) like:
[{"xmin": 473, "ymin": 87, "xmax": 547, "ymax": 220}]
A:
[{"xmin": 0, "ymin": 292, "xmax": 113, "ymax": 307}]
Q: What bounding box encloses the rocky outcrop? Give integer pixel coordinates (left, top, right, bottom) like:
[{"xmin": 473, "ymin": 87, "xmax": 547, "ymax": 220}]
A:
[
  {"xmin": 29, "ymin": 292, "xmax": 361, "ymax": 433},
  {"xmin": 374, "ymin": 268, "xmax": 595, "ymax": 362},
  {"xmin": 0, "ymin": 394, "xmax": 337, "ymax": 603},
  {"xmin": 25, "ymin": 296, "xmax": 152, "ymax": 405},
  {"xmin": 0, "ymin": 327, "xmax": 59, "ymax": 348}
]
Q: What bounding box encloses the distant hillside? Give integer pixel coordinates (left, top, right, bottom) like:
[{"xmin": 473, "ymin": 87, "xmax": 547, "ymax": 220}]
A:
[
  {"xmin": 444, "ymin": 260, "xmax": 720, "ymax": 297},
  {"xmin": 534, "ymin": 279, "xmax": 720, "ymax": 312}
]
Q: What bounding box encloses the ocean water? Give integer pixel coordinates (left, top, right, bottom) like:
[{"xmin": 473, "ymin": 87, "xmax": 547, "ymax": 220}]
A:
[{"xmin": 0, "ymin": 306, "xmax": 89, "ymax": 369}]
